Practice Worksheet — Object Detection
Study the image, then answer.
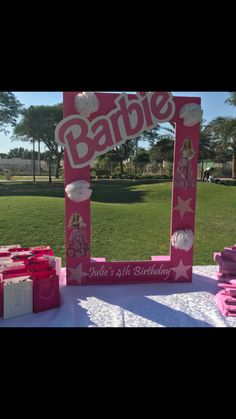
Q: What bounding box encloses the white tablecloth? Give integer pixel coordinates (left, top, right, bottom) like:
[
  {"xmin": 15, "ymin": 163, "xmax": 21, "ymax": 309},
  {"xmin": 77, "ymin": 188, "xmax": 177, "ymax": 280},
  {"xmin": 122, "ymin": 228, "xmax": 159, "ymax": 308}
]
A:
[{"xmin": 1, "ymin": 266, "xmax": 236, "ymax": 327}]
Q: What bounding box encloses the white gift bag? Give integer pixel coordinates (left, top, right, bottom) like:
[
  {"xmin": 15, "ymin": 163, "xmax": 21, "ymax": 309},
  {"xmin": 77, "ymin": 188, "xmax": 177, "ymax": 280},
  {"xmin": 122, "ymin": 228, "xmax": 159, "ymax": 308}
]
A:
[
  {"xmin": 43, "ymin": 256, "xmax": 62, "ymax": 279},
  {"xmin": 3, "ymin": 276, "xmax": 33, "ymax": 319}
]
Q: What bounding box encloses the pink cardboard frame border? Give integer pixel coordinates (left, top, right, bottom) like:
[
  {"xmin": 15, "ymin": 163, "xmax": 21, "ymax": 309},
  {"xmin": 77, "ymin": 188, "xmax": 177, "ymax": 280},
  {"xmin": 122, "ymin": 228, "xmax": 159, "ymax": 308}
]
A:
[{"xmin": 58, "ymin": 92, "xmax": 201, "ymax": 285}]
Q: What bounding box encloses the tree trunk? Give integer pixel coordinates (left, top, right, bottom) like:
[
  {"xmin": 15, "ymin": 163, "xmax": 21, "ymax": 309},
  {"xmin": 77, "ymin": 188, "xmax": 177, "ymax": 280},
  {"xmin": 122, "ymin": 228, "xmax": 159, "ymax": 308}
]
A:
[
  {"xmin": 38, "ymin": 140, "xmax": 41, "ymax": 176},
  {"xmin": 55, "ymin": 155, "xmax": 61, "ymax": 179},
  {"xmin": 48, "ymin": 158, "xmax": 52, "ymax": 183},
  {"xmin": 55, "ymin": 148, "xmax": 64, "ymax": 179},
  {"xmin": 120, "ymin": 160, "xmax": 124, "ymax": 174},
  {"xmin": 32, "ymin": 140, "xmax": 36, "ymax": 182},
  {"xmin": 200, "ymin": 161, "xmax": 204, "ymax": 181},
  {"xmin": 232, "ymin": 153, "xmax": 236, "ymax": 179}
]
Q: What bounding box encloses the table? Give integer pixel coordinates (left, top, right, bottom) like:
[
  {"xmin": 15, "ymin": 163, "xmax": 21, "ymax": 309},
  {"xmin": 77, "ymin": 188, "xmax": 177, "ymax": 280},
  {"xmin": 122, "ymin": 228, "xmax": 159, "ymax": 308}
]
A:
[{"xmin": 1, "ymin": 266, "xmax": 236, "ymax": 327}]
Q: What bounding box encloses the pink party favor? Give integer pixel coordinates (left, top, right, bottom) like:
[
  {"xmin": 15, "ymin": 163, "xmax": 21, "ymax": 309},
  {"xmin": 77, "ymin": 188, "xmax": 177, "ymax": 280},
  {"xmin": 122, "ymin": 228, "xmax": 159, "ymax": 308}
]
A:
[
  {"xmin": 32, "ymin": 270, "xmax": 60, "ymax": 313},
  {"xmin": 216, "ymin": 290, "xmax": 236, "ymax": 317}
]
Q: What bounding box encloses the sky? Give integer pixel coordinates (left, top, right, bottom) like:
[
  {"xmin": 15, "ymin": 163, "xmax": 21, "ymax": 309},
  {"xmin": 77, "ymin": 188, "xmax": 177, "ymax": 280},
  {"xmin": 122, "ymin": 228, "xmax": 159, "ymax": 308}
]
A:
[{"xmin": 0, "ymin": 92, "xmax": 235, "ymax": 154}]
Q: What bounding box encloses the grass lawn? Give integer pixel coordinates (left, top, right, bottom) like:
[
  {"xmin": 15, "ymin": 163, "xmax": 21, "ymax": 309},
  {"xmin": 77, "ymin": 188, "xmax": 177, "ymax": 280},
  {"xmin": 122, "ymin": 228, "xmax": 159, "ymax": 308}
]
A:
[
  {"xmin": 0, "ymin": 175, "xmax": 63, "ymax": 182},
  {"xmin": 0, "ymin": 180, "xmax": 236, "ymax": 266}
]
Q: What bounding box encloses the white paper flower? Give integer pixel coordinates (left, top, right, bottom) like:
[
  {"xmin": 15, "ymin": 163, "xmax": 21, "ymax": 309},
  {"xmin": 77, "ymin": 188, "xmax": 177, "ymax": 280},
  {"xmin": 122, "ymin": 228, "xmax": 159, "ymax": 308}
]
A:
[
  {"xmin": 179, "ymin": 103, "xmax": 203, "ymax": 127},
  {"xmin": 171, "ymin": 229, "xmax": 194, "ymax": 251},
  {"xmin": 75, "ymin": 92, "xmax": 99, "ymax": 118},
  {"xmin": 65, "ymin": 180, "xmax": 92, "ymax": 202}
]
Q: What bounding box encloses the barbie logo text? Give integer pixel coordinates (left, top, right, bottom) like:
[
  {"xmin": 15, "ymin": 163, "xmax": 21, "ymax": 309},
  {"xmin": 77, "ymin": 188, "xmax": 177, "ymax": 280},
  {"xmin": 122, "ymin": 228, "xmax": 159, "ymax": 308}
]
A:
[{"xmin": 55, "ymin": 92, "xmax": 176, "ymax": 169}]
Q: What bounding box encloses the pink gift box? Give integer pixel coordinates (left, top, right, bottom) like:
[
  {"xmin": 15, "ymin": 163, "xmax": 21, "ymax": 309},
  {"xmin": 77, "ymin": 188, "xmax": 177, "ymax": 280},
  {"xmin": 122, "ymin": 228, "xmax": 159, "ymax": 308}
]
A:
[
  {"xmin": 222, "ymin": 248, "xmax": 236, "ymax": 262},
  {"xmin": 32, "ymin": 270, "xmax": 60, "ymax": 313},
  {"xmin": 214, "ymin": 254, "xmax": 236, "ymax": 274},
  {"xmin": 219, "ymin": 266, "xmax": 236, "ymax": 275}
]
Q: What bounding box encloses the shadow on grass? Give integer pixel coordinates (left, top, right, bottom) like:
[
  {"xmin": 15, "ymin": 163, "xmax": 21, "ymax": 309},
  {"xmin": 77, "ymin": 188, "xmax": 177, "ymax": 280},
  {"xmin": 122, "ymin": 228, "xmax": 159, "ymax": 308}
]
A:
[
  {"xmin": 91, "ymin": 181, "xmax": 146, "ymax": 204},
  {"xmin": 0, "ymin": 180, "xmax": 170, "ymax": 204},
  {"xmin": 92, "ymin": 179, "xmax": 172, "ymax": 204}
]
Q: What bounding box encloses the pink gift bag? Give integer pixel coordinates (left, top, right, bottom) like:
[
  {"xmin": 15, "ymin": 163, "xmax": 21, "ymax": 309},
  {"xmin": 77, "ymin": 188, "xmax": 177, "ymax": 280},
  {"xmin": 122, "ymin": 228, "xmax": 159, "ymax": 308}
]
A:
[
  {"xmin": 1, "ymin": 265, "xmax": 28, "ymax": 279},
  {"xmin": 0, "ymin": 252, "xmax": 11, "ymax": 258},
  {"xmin": 31, "ymin": 246, "xmax": 54, "ymax": 257},
  {"xmin": 30, "ymin": 270, "xmax": 54, "ymax": 280},
  {"xmin": 8, "ymin": 247, "xmax": 31, "ymax": 253},
  {"xmin": 32, "ymin": 270, "xmax": 60, "ymax": 313},
  {"xmin": 0, "ymin": 257, "xmax": 12, "ymax": 265},
  {"xmin": 12, "ymin": 252, "xmax": 33, "ymax": 262},
  {"xmin": 0, "ymin": 276, "xmax": 3, "ymax": 317},
  {"xmin": 43, "ymin": 255, "xmax": 62, "ymax": 278},
  {"xmin": 0, "ymin": 245, "xmax": 20, "ymax": 251},
  {"xmin": 26, "ymin": 256, "xmax": 50, "ymax": 272},
  {"xmin": 0, "ymin": 261, "xmax": 25, "ymax": 269}
]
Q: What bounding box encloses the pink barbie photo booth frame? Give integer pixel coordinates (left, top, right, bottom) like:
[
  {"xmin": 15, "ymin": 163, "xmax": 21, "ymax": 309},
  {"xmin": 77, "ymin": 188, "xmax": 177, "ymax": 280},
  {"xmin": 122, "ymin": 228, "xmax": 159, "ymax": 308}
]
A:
[{"xmin": 55, "ymin": 92, "xmax": 202, "ymax": 285}]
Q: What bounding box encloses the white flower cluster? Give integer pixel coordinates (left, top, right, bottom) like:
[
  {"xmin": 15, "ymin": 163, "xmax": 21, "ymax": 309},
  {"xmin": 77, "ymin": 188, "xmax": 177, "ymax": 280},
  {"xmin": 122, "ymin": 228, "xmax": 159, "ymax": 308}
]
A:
[
  {"xmin": 171, "ymin": 229, "xmax": 194, "ymax": 251},
  {"xmin": 75, "ymin": 92, "xmax": 100, "ymax": 118},
  {"xmin": 65, "ymin": 180, "xmax": 92, "ymax": 203}
]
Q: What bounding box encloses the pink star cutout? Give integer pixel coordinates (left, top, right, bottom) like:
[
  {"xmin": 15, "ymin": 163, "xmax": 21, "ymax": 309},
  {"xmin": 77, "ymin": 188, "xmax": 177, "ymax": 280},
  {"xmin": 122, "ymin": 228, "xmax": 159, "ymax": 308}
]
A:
[
  {"xmin": 68, "ymin": 263, "xmax": 89, "ymax": 284},
  {"xmin": 171, "ymin": 260, "xmax": 192, "ymax": 281},
  {"xmin": 173, "ymin": 196, "xmax": 194, "ymax": 219}
]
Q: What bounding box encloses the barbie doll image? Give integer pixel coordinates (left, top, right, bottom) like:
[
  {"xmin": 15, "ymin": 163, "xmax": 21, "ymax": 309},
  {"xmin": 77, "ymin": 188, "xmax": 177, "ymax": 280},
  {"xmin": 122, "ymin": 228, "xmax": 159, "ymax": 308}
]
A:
[
  {"xmin": 174, "ymin": 138, "xmax": 196, "ymax": 189},
  {"xmin": 67, "ymin": 213, "xmax": 90, "ymax": 258}
]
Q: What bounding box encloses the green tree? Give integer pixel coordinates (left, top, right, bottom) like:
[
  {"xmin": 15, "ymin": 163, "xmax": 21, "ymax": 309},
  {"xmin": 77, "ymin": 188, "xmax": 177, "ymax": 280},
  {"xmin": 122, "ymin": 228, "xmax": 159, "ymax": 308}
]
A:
[
  {"xmin": 21, "ymin": 149, "xmax": 37, "ymax": 160},
  {"xmin": 198, "ymin": 121, "xmax": 216, "ymax": 180},
  {"xmin": 161, "ymin": 121, "xmax": 215, "ymax": 164},
  {"xmin": 8, "ymin": 148, "xmax": 39, "ymax": 160},
  {"xmin": 97, "ymin": 126, "xmax": 162, "ymax": 175},
  {"xmin": 225, "ymin": 92, "xmax": 236, "ymax": 107},
  {"xmin": 148, "ymin": 121, "xmax": 215, "ymax": 179},
  {"xmin": 206, "ymin": 93, "xmax": 236, "ymax": 178},
  {"xmin": 0, "ymin": 92, "xmax": 24, "ymax": 134},
  {"xmin": 12, "ymin": 104, "xmax": 63, "ymax": 181},
  {"xmin": 97, "ymin": 139, "xmax": 138, "ymax": 174},
  {"xmin": 213, "ymin": 142, "xmax": 232, "ymax": 164},
  {"xmin": 149, "ymin": 136, "xmax": 174, "ymax": 163},
  {"xmin": 139, "ymin": 127, "xmax": 161, "ymax": 146},
  {"xmin": 148, "ymin": 123, "xmax": 175, "ymax": 166},
  {"xmin": 207, "ymin": 116, "xmax": 236, "ymax": 178},
  {"xmin": 8, "ymin": 147, "xmax": 27, "ymax": 158},
  {"xmin": 134, "ymin": 148, "xmax": 150, "ymax": 173},
  {"xmin": 199, "ymin": 122, "xmax": 215, "ymax": 161}
]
